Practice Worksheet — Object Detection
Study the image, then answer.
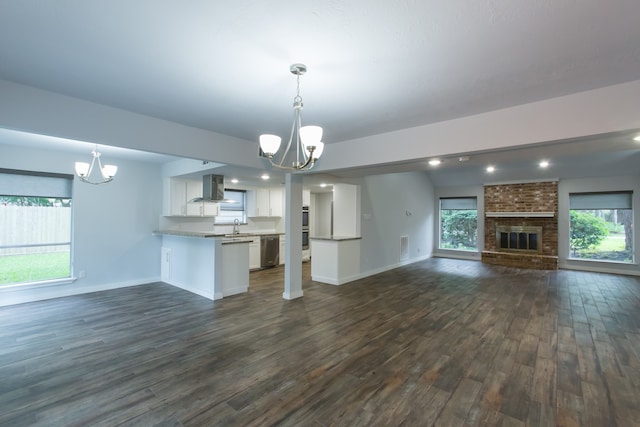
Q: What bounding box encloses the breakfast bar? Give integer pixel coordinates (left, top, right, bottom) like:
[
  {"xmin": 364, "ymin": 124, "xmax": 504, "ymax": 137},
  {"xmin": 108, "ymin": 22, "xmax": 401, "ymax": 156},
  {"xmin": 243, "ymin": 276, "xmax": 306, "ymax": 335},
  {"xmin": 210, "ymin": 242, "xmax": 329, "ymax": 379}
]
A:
[{"xmin": 156, "ymin": 230, "xmax": 250, "ymax": 300}]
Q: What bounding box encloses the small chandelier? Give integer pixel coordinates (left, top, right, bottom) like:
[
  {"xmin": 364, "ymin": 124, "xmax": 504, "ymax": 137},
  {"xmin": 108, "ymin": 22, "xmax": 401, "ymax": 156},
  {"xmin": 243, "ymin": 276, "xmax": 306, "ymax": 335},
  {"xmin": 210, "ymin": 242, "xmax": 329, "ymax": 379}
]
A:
[
  {"xmin": 75, "ymin": 145, "xmax": 118, "ymax": 184},
  {"xmin": 259, "ymin": 63, "xmax": 325, "ymax": 171}
]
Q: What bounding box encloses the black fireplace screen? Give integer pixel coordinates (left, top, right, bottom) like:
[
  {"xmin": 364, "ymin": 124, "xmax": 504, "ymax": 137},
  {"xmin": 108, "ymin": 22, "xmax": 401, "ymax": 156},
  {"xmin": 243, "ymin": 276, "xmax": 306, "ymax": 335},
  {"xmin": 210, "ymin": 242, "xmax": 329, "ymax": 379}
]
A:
[{"xmin": 496, "ymin": 226, "xmax": 542, "ymax": 253}]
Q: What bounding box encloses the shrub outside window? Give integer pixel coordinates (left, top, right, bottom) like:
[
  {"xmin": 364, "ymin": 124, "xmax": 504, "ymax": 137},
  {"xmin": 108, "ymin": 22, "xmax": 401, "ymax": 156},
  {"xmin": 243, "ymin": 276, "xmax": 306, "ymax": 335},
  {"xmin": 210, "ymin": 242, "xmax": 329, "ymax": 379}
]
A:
[{"xmin": 569, "ymin": 191, "xmax": 633, "ymax": 263}]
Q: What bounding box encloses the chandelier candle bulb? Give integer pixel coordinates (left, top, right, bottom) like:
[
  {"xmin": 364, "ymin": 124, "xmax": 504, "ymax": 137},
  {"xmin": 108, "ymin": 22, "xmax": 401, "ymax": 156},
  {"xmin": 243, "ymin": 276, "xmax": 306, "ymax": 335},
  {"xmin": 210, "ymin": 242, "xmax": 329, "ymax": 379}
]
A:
[
  {"xmin": 259, "ymin": 134, "xmax": 282, "ymax": 156},
  {"xmin": 75, "ymin": 162, "xmax": 90, "ymax": 177},
  {"xmin": 101, "ymin": 164, "xmax": 118, "ymax": 179},
  {"xmin": 300, "ymin": 125, "xmax": 323, "ymax": 147}
]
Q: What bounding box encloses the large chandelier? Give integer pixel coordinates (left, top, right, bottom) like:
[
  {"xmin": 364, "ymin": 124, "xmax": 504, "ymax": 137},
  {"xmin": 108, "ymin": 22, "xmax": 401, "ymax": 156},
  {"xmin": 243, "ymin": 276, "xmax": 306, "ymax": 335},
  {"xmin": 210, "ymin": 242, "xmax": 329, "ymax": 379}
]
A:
[
  {"xmin": 75, "ymin": 145, "xmax": 118, "ymax": 184},
  {"xmin": 259, "ymin": 63, "xmax": 325, "ymax": 171}
]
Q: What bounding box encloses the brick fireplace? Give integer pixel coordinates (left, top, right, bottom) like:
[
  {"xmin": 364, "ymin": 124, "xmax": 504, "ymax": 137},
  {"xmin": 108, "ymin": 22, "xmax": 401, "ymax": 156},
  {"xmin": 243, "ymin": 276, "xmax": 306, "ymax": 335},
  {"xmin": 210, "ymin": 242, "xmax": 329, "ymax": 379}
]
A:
[{"xmin": 482, "ymin": 181, "xmax": 558, "ymax": 270}]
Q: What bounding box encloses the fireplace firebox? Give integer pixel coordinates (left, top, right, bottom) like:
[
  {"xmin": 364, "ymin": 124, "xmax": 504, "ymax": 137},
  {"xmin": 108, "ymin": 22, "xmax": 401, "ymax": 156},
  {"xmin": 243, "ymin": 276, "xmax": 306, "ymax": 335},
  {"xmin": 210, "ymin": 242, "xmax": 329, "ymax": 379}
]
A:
[{"xmin": 496, "ymin": 225, "xmax": 543, "ymax": 254}]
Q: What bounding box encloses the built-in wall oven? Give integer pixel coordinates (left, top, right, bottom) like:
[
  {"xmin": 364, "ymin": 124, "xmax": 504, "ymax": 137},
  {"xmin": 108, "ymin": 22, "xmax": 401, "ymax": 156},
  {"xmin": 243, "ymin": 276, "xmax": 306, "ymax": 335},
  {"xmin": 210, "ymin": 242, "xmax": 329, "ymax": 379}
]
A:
[{"xmin": 302, "ymin": 206, "xmax": 309, "ymax": 250}]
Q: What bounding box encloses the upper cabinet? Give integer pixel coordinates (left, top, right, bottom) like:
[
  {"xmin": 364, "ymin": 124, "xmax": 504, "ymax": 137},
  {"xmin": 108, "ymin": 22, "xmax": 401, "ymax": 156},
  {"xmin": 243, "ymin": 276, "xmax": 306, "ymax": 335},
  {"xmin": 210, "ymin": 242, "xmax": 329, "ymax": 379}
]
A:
[
  {"xmin": 247, "ymin": 187, "xmax": 283, "ymax": 217},
  {"xmin": 163, "ymin": 177, "xmax": 220, "ymax": 217}
]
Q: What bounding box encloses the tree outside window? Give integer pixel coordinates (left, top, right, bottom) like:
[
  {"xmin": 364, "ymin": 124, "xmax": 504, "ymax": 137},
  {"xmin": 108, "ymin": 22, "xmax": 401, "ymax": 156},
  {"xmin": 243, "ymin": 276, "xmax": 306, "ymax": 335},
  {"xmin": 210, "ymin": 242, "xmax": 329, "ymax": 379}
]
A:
[{"xmin": 439, "ymin": 197, "xmax": 478, "ymax": 252}]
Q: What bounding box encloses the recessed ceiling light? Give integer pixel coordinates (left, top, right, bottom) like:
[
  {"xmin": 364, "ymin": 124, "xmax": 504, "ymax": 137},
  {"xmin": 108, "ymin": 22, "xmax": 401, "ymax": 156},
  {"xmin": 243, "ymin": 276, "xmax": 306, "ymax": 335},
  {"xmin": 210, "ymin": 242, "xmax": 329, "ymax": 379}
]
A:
[
  {"xmin": 261, "ymin": 174, "xmax": 270, "ymax": 180},
  {"xmin": 634, "ymin": 135, "xmax": 640, "ymax": 142},
  {"xmin": 320, "ymin": 183, "xmax": 327, "ymax": 188},
  {"xmin": 428, "ymin": 159, "xmax": 441, "ymax": 166},
  {"xmin": 486, "ymin": 166, "xmax": 495, "ymax": 173},
  {"xmin": 230, "ymin": 178, "xmax": 239, "ymax": 184},
  {"xmin": 539, "ymin": 160, "xmax": 549, "ymax": 168}
]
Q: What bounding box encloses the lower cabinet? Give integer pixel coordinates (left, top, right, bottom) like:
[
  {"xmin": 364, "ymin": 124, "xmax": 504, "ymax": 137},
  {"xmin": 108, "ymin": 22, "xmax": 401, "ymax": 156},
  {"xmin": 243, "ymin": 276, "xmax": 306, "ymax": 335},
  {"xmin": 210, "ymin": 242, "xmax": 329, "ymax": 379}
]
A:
[{"xmin": 249, "ymin": 237, "xmax": 261, "ymax": 270}]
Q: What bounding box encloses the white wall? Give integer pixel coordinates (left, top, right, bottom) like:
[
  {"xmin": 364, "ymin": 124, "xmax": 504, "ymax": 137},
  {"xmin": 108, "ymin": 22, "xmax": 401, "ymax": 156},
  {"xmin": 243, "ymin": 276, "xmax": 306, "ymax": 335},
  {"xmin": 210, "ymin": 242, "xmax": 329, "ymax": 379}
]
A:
[
  {"xmin": 3, "ymin": 78, "xmax": 640, "ymax": 175},
  {"xmin": 559, "ymin": 175, "xmax": 640, "ymax": 276},
  {"xmin": 0, "ymin": 144, "xmax": 163, "ymax": 305},
  {"xmin": 333, "ymin": 183, "xmax": 360, "ymax": 237},
  {"xmin": 433, "ymin": 185, "xmax": 485, "ymax": 260},
  {"xmin": 312, "ymin": 192, "xmax": 333, "ymax": 237},
  {"xmin": 356, "ymin": 171, "xmax": 435, "ymax": 275}
]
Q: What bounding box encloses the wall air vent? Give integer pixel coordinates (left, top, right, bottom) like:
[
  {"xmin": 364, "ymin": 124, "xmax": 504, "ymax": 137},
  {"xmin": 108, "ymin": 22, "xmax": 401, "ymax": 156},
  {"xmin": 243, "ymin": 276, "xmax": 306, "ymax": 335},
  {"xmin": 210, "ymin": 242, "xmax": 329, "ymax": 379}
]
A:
[{"xmin": 400, "ymin": 235, "xmax": 409, "ymax": 260}]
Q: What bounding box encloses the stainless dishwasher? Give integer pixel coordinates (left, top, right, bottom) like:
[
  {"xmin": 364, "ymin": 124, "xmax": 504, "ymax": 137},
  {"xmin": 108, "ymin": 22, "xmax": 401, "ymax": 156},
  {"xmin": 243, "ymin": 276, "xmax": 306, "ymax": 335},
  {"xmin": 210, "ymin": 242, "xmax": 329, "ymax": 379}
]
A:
[{"xmin": 260, "ymin": 235, "xmax": 279, "ymax": 268}]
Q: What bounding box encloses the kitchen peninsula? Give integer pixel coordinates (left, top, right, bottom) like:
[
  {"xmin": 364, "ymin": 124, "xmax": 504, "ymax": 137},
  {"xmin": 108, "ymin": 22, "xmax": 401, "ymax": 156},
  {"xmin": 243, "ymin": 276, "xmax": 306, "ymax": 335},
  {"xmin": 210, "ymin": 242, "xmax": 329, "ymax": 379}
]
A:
[
  {"xmin": 310, "ymin": 183, "xmax": 362, "ymax": 285},
  {"xmin": 155, "ymin": 230, "xmax": 250, "ymax": 300},
  {"xmin": 310, "ymin": 236, "xmax": 362, "ymax": 285}
]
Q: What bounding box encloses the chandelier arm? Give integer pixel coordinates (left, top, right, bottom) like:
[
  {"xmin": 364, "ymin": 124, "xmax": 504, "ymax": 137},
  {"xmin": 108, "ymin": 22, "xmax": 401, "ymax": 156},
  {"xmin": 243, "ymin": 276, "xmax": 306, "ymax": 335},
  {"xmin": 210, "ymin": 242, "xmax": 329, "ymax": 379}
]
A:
[
  {"xmin": 97, "ymin": 155, "xmax": 106, "ymax": 179},
  {"xmin": 76, "ymin": 146, "xmax": 115, "ymax": 184},
  {"xmin": 277, "ymin": 110, "xmax": 298, "ymax": 167},
  {"xmin": 85, "ymin": 156, "xmax": 97, "ymax": 179},
  {"xmin": 259, "ymin": 63, "xmax": 323, "ymax": 172},
  {"xmin": 295, "ymin": 108, "xmax": 302, "ymax": 165},
  {"xmin": 265, "ymin": 157, "xmax": 316, "ymax": 172}
]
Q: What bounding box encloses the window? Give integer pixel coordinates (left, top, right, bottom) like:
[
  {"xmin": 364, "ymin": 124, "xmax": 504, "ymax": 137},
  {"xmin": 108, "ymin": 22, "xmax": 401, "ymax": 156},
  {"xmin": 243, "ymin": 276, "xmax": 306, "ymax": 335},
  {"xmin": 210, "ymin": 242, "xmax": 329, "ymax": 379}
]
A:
[
  {"xmin": 0, "ymin": 169, "xmax": 73, "ymax": 285},
  {"xmin": 215, "ymin": 189, "xmax": 246, "ymax": 224},
  {"xmin": 439, "ymin": 197, "xmax": 478, "ymax": 251},
  {"xmin": 569, "ymin": 191, "xmax": 633, "ymax": 263}
]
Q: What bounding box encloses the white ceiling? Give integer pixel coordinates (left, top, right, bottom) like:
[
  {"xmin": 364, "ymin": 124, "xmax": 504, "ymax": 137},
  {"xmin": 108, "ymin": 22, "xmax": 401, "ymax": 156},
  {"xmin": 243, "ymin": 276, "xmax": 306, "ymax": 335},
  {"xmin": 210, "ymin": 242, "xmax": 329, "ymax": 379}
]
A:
[{"xmin": 0, "ymin": 1, "xmax": 639, "ymax": 185}]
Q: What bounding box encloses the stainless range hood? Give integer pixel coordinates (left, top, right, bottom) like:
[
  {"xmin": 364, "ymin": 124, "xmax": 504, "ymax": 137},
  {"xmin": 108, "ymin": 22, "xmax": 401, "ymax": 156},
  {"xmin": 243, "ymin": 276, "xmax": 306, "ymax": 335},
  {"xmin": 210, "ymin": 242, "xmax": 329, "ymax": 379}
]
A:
[
  {"xmin": 191, "ymin": 174, "xmax": 235, "ymax": 203},
  {"xmin": 203, "ymin": 174, "xmax": 225, "ymax": 201}
]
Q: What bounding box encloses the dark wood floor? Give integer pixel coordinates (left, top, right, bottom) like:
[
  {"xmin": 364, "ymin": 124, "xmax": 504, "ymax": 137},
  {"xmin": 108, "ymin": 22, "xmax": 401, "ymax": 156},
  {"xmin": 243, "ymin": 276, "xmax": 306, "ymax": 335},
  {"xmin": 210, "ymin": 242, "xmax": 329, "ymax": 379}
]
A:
[{"xmin": 1, "ymin": 259, "xmax": 640, "ymax": 426}]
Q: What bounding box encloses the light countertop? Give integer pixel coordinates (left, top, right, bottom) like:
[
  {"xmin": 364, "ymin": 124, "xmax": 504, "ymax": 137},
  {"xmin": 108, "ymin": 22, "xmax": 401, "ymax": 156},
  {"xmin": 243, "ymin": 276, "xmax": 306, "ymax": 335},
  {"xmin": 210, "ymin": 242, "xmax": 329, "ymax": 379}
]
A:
[
  {"xmin": 310, "ymin": 236, "xmax": 362, "ymax": 241},
  {"xmin": 153, "ymin": 230, "xmax": 284, "ymax": 239}
]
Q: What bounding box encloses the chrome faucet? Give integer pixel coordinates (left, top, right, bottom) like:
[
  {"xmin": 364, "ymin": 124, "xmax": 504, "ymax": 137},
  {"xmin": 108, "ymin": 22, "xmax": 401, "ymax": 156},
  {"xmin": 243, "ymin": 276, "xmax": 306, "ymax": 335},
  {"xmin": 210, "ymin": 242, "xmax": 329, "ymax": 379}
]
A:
[{"xmin": 233, "ymin": 218, "xmax": 240, "ymax": 235}]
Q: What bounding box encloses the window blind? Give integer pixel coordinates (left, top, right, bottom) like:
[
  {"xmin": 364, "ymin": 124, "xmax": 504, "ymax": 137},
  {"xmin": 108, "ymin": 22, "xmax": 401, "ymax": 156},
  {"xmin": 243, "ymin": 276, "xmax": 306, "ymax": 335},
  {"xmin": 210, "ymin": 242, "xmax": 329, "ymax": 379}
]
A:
[
  {"xmin": 569, "ymin": 191, "xmax": 632, "ymax": 210},
  {"xmin": 440, "ymin": 197, "xmax": 477, "ymax": 210},
  {"xmin": 0, "ymin": 168, "xmax": 73, "ymax": 198},
  {"xmin": 220, "ymin": 189, "xmax": 245, "ymax": 211}
]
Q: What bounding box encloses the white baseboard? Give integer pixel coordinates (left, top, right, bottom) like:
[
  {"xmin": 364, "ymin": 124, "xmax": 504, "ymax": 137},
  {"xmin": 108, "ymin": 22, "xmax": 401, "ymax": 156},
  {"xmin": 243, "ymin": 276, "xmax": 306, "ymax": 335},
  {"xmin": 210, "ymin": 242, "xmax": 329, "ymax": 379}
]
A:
[
  {"xmin": 283, "ymin": 289, "xmax": 304, "ymax": 300},
  {"xmin": 312, "ymin": 254, "xmax": 432, "ymax": 286},
  {"xmin": 433, "ymin": 251, "xmax": 481, "ymax": 261},
  {"xmin": 223, "ymin": 286, "xmax": 248, "ymax": 297},
  {"xmin": 559, "ymin": 262, "xmax": 640, "ymax": 276},
  {"xmin": 360, "ymin": 254, "xmax": 432, "ymax": 279},
  {"xmin": 0, "ymin": 276, "xmax": 160, "ymax": 307},
  {"xmin": 163, "ymin": 279, "xmax": 216, "ymax": 300}
]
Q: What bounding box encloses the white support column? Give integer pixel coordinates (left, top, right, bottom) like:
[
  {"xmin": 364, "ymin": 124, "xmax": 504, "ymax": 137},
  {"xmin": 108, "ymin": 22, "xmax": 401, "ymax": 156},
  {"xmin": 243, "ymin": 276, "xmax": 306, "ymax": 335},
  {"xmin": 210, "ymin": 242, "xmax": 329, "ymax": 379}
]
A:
[{"xmin": 283, "ymin": 173, "xmax": 304, "ymax": 300}]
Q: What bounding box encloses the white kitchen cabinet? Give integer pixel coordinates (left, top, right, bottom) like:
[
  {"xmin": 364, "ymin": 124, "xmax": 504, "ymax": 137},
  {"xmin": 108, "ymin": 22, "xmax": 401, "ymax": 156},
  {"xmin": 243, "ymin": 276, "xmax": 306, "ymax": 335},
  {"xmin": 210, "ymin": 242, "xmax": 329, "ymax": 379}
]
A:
[
  {"xmin": 165, "ymin": 177, "xmax": 219, "ymax": 217},
  {"xmin": 202, "ymin": 202, "xmax": 220, "ymax": 216},
  {"xmin": 303, "ymin": 189, "xmax": 311, "ymax": 206},
  {"xmin": 247, "ymin": 187, "xmax": 283, "ymax": 217},
  {"xmin": 167, "ymin": 178, "xmax": 187, "ymax": 216},
  {"xmin": 185, "ymin": 201, "xmax": 201, "ymax": 216},
  {"xmin": 249, "ymin": 237, "xmax": 261, "ymax": 270},
  {"xmin": 186, "ymin": 201, "xmax": 220, "ymax": 216},
  {"xmin": 270, "ymin": 188, "xmax": 283, "ymax": 217},
  {"xmin": 186, "ymin": 179, "xmax": 202, "ymax": 203}
]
